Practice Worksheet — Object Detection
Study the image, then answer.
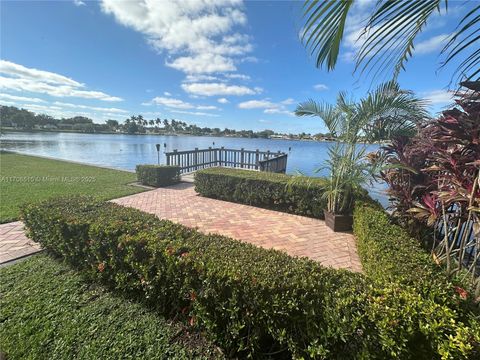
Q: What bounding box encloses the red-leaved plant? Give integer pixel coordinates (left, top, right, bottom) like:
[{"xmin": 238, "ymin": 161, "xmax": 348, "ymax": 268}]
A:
[{"xmin": 377, "ymin": 81, "xmax": 480, "ymax": 298}]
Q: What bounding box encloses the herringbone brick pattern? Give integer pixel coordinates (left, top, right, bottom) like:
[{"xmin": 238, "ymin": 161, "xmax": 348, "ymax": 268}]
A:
[
  {"xmin": 114, "ymin": 183, "xmax": 362, "ymax": 272},
  {"xmin": 0, "ymin": 221, "xmax": 41, "ymax": 264}
]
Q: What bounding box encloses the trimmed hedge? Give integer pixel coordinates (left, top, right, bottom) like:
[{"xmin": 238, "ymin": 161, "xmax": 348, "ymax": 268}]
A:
[
  {"xmin": 194, "ymin": 167, "xmax": 328, "ymax": 218},
  {"xmin": 353, "ymin": 200, "xmax": 480, "ymax": 354},
  {"xmin": 136, "ymin": 164, "xmax": 180, "ymax": 187},
  {"xmin": 21, "ymin": 196, "xmax": 480, "ymax": 359}
]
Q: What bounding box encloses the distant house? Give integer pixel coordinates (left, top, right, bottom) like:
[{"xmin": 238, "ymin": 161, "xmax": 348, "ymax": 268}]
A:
[{"xmin": 42, "ymin": 124, "xmax": 57, "ymax": 130}]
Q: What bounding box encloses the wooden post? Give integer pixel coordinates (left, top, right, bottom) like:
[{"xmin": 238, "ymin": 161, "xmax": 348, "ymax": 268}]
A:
[
  {"xmin": 194, "ymin": 148, "xmax": 198, "ymax": 171},
  {"xmin": 240, "ymin": 148, "xmax": 245, "ymax": 168},
  {"xmin": 219, "ymin": 147, "xmax": 224, "ymax": 167},
  {"xmin": 255, "ymin": 149, "xmax": 259, "ymax": 170}
]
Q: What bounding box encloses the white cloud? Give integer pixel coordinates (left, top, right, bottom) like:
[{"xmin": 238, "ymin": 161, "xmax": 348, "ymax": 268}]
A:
[
  {"xmin": 170, "ymin": 110, "xmax": 220, "ymax": 117},
  {"xmin": 73, "ymin": 0, "xmax": 86, "ymax": 6},
  {"xmin": 166, "ymin": 53, "xmax": 236, "ymax": 74},
  {"xmin": 225, "ymin": 73, "xmax": 250, "ymax": 80},
  {"xmin": 182, "ymin": 82, "xmax": 260, "ymax": 96},
  {"xmin": 238, "ymin": 99, "xmax": 275, "ymax": 109},
  {"xmin": 421, "ymin": 89, "xmax": 454, "ymax": 105},
  {"xmin": 145, "ymin": 96, "xmax": 218, "ymax": 111},
  {"xmin": 264, "ymin": 108, "xmax": 293, "ymax": 116},
  {"xmin": 0, "ymin": 60, "xmax": 82, "ymax": 87},
  {"xmin": 197, "ymin": 105, "xmax": 218, "ymax": 110},
  {"xmin": 217, "ymin": 97, "xmax": 229, "ymax": 103},
  {"xmin": 53, "ymin": 101, "xmax": 128, "ymax": 113},
  {"xmin": 163, "ymin": 91, "xmax": 171, "ymax": 96},
  {"xmin": 184, "ymin": 74, "xmax": 222, "ymax": 83},
  {"xmin": 237, "ymin": 98, "xmax": 294, "ymax": 116},
  {"xmin": 313, "ymin": 84, "xmax": 328, "ymax": 91},
  {"xmin": 0, "ymin": 60, "xmax": 122, "ymax": 102},
  {"xmin": 415, "ymin": 34, "xmax": 450, "ymax": 55},
  {"xmin": 281, "ymin": 98, "xmax": 295, "ymax": 105},
  {"xmin": 100, "ymin": 0, "xmax": 251, "ymax": 75},
  {"xmin": 149, "ymin": 96, "xmax": 195, "ymax": 109},
  {"xmin": 0, "ymin": 93, "xmax": 46, "ymax": 103}
]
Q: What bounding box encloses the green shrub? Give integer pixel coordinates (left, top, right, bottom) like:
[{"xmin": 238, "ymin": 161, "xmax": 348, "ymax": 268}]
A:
[
  {"xmin": 194, "ymin": 167, "xmax": 328, "ymax": 218},
  {"xmin": 21, "ymin": 197, "xmax": 480, "ymax": 359},
  {"xmin": 136, "ymin": 164, "xmax": 180, "ymax": 187},
  {"xmin": 353, "ymin": 200, "xmax": 480, "ymax": 348}
]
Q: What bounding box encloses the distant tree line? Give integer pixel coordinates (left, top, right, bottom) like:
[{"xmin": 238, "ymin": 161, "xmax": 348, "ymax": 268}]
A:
[{"xmin": 0, "ymin": 105, "xmax": 329, "ymax": 140}]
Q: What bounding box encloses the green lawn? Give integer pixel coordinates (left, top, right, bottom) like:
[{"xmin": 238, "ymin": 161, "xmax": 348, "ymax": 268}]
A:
[
  {"xmin": 0, "ymin": 255, "xmax": 223, "ymax": 359},
  {"xmin": 0, "ymin": 152, "xmax": 145, "ymax": 223}
]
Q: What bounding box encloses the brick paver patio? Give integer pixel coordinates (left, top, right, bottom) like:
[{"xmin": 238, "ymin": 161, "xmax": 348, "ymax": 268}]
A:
[
  {"xmin": 0, "ymin": 183, "xmax": 362, "ymax": 271},
  {"xmin": 114, "ymin": 183, "xmax": 362, "ymax": 272},
  {"xmin": 0, "ymin": 221, "xmax": 41, "ymax": 265}
]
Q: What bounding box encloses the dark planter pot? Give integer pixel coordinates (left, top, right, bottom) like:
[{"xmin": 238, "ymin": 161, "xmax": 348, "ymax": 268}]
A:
[{"xmin": 324, "ymin": 210, "xmax": 353, "ymax": 232}]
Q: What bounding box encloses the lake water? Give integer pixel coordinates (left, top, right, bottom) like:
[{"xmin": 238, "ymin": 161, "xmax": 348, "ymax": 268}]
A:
[{"xmin": 0, "ymin": 131, "xmax": 388, "ymax": 205}]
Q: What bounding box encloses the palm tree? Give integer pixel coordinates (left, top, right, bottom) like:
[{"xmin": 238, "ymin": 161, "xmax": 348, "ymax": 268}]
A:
[
  {"xmin": 295, "ymin": 81, "xmax": 429, "ymax": 143},
  {"xmin": 301, "ymin": 0, "xmax": 480, "ymax": 82},
  {"xmin": 295, "ymin": 81, "xmax": 429, "ymax": 218},
  {"xmin": 149, "ymin": 119, "xmax": 154, "ymax": 127}
]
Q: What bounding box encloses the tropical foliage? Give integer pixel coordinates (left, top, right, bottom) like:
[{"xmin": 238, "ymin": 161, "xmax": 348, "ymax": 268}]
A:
[
  {"xmin": 376, "ymin": 82, "xmax": 480, "ymax": 297},
  {"xmin": 295, "ymin": 81, "xmax": 428, "ymax": 214},
  {"xmin": 301, "ymin": 0, "xmax": 480, "ymax": 82}
]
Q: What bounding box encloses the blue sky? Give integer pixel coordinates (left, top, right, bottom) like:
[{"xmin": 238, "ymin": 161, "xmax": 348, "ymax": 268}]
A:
[{"xmin": 0, "ymin": 0, "xmax": 469, "ymax": 134}]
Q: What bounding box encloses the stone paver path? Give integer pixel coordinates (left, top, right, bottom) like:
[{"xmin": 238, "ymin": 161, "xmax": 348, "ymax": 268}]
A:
[
  {"xmin": 114, "ymin": 183, "xmax": 362, "ymax": 272},
  {"xmin": 0, "ymin": 221, "xmax": 41, "ymax": 265}
]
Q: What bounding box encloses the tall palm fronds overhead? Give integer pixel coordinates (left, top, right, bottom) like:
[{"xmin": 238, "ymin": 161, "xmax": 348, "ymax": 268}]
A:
[{"xmin": 301, "ymin": 0, "xmax": 480, "ymax": 83}]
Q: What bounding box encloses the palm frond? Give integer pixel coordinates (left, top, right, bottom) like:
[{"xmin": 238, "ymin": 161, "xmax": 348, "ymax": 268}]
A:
[
  {"xmin": 356, "ymin": 0, "xmax": 443, "ymax": 80},
  {"xmin": 301, "ymin": 0, "xmax": 355, "ymax": 70},
  {"xmin": 295, "ymin": 99, "xmax": 343, "ymax": 136},
  {"xmin": 441, "ymin": 4, "xmax": 480, "ymax": 81}
]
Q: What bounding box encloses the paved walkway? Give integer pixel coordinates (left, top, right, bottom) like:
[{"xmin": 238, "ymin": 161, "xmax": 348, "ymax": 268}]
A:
[
  {"xmin": 0, "ymin": 183, "xmax": 362, "ymax": 272},
  {"xmin": 114, "ymin": 183, "xmax": 362, "ymax": 272},
  {"xmin": 0, "ymin": 221, "xmax": 41, "ymax": 265}
]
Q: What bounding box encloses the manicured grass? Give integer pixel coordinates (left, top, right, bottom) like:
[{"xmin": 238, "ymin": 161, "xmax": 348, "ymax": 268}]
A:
[
  {"xmin": 0, "ymin": 151, "xmax": 144, "ymax": 223},
  {"xmin": 0, "ymin": 254, "xmax": 223, "ymax": 359}
]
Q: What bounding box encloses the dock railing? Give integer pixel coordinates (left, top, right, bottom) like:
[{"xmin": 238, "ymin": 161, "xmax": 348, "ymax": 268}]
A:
[{"xmin": 165, "ymin": 147, "xmax": 287, "ymax": 174}]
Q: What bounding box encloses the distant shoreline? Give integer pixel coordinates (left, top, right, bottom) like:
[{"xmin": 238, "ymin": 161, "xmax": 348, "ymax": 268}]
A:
[{"xmin": 0, "ymin": 127, "xmax": 338, "ymax": 143}]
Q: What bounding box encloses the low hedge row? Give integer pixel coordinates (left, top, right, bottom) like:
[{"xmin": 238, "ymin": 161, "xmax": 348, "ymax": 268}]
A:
[
  {"xmin": 136, "ymin": 164, "xmax": 180, "ymax": 187},
  {"xmin": 21, "ymin": 196, "xmax": 480, "ymax": 359},
  {"xmin": 194, "ymin": 168, "xmax": 328, "ymax": 218},
  {"xmin": 353, "ymin": 201, "xmax": 480, "ymax": 352}
]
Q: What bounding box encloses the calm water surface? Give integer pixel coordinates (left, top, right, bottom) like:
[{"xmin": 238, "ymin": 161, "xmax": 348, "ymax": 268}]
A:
[{"xmin": 0, "ymin": 131, "xmax": 388, "ymax": 205}]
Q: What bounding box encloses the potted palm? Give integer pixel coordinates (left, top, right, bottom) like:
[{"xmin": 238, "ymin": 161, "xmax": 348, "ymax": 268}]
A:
[
  {"xmin": 321, "ymin": 143, "xmax": 375, "ymax": 231},
  {"xmin": 295, "ymin": 81, "xmax": 429, "ymax": 231}
]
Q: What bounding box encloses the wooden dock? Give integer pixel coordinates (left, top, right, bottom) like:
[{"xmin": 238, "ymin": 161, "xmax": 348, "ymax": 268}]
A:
[{"xmin": 165, "ymin": 147, "xmax": 288, "ymax": 174}]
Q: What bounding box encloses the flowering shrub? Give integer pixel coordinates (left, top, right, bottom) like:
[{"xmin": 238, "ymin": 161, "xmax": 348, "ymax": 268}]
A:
[{"xmin": 377, "ymin": 82, "xmax": 480, "ymax": 297}]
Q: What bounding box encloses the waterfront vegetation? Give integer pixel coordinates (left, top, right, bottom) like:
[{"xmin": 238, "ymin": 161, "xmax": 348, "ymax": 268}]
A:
[
  {"xmin": 377, "ymin": 83, "xmax": 480, "ymax": 297},
  {"xmin": 0, "ymin": 105, "xmax": 328, "ymax": 140},
  {"xmin": 0, "ymin": 254, "xmax": 223, "ymax": 359},
  {"xmin": 0, "ymin": 152, "xmax": 143, "ymax": 223}
]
